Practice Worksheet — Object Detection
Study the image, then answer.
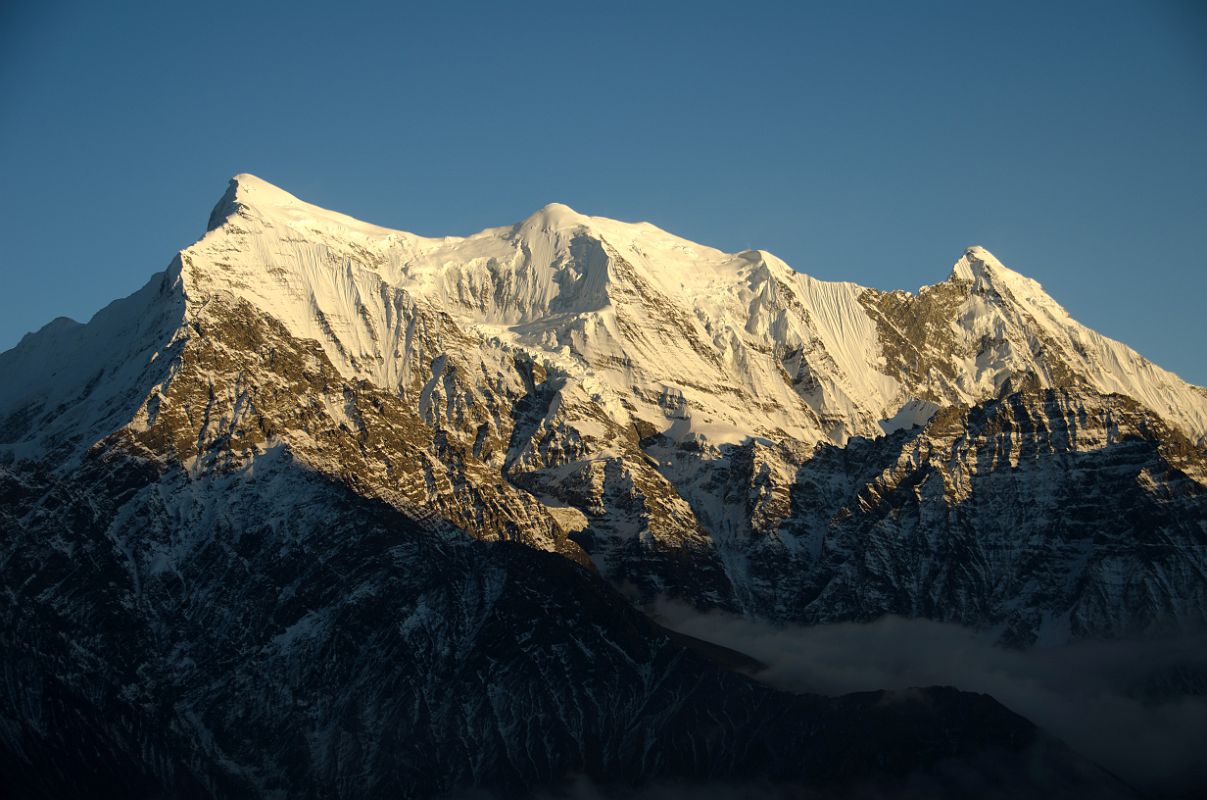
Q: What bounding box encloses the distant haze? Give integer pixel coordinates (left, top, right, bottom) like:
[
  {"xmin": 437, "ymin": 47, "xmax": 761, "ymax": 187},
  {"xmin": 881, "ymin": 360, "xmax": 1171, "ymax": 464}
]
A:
[{"xmin": 656, "ymin": 603, "xmax": 1207, "ymax": 797}]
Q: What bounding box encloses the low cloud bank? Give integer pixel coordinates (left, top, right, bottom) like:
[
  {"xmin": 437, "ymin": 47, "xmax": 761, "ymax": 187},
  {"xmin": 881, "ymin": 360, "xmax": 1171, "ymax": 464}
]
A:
[{"xmin": 654, "ymin": 603, "xmax": 1207, "ymax": 797}]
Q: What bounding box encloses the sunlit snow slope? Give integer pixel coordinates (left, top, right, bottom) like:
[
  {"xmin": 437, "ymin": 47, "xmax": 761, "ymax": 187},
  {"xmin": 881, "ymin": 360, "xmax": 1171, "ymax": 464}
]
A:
[{"xmin": 170, "ymin": 174, "xmax": 1207, "ymax": 449}]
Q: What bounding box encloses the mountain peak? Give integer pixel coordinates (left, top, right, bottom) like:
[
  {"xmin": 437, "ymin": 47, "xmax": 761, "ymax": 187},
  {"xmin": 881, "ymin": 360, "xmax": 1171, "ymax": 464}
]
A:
[
  {"xmin": 953, "ymin": 245, "xmax": 1004, "ymax": 275},
  {"xmin": 949, "ymin": 245, "xmax": 1042, "ymax": 297},
  {"xmin": 229, "ymin": 172, "xmax": 301, "ymax": 204},
  {"xmin": 206, "ymin": 173, "xmax": 400, "ymax": 239},
  {"xmin": 207, "ymin": 173, "xmax": 301, "ymax": 231},
  {"xmin": 519, "ymin": 202, "xmax": 590, "ymax": 233}
]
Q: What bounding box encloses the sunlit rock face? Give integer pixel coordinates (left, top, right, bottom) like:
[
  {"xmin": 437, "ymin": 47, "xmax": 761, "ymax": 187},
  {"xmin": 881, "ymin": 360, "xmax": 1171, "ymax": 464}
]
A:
[{"xmin": 0, "ymin": 175, "xmax": 1199, "ymax": 796}]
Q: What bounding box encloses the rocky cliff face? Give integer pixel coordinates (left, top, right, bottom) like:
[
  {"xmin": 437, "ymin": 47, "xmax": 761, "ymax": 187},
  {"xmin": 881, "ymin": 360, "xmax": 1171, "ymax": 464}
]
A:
[
  {"xmin": 715, "ymin": 389, "xmax": 1207, "ymax": 645},
  {"xmin": 0, "ymin": 174, "xmax": 1201, "ymax": 795},
  {"xmin": 0, "ymin": 303, "xmax": 1121, "ymax": 798}
]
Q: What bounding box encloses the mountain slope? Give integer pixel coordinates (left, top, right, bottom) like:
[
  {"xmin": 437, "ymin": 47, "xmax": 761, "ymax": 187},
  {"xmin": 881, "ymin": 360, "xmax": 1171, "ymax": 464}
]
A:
[
  {"xmin": 7, "ymin": 434, "xmax": 1094, "ymax": 798},
  {"xmin": 0, "ymin": 249, "xmax": 1131, "ymax": 797},
  {"xmin": 1, "ymin": 173, "xmax": 1205, "ymax": 648}
]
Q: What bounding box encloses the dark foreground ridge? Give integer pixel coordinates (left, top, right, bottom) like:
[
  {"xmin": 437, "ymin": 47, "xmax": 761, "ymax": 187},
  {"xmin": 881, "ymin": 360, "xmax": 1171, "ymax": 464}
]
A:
[{"xmin": 0, "ymin": 442, "xmax": 1130, "ymax": 798}]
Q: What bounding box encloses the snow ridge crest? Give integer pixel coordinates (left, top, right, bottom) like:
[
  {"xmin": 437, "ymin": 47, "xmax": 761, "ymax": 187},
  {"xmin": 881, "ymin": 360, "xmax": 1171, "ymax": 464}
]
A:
[{"xmin": 4, "ymin": 174, "xmax": 1206, "ymax": 465}]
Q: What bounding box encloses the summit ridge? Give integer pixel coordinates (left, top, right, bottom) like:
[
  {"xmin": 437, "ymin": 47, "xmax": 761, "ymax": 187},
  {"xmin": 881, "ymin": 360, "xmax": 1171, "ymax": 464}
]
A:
[{"xmin": 178, "ymin": 175, "xmax": 1207, "ymax": 446}]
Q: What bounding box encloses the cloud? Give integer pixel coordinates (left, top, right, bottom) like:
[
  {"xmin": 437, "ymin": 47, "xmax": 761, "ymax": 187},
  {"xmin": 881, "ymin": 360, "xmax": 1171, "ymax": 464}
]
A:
[{"xmin": 652, "ymin": 602, "xmax": 1207, "ymax": 797}]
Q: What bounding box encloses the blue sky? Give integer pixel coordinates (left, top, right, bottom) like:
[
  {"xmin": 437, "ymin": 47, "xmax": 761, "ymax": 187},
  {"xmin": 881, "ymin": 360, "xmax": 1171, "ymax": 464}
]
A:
[{"xmin": 2, "ymin": 0, "xmax": 1205, "ymax": 383}]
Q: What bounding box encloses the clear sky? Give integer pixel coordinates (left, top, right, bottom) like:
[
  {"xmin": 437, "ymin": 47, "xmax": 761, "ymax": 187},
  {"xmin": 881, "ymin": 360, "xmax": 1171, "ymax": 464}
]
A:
[{"xmin": 2, "ymin": 1, "xmax": 1205, "ymax": 384}]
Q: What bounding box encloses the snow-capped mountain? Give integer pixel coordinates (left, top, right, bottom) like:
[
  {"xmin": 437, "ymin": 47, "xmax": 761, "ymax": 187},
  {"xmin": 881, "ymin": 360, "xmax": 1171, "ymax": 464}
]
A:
[
  {"xmin": 7, "ymin": 173, "xmax": 1202, "ymax": 636},
  {"xmin": 0, "ymin": 174, "xmax": 1201, "ymax": 796},
  {"xmin": 4, "ymin": 174, "xmax": 1206, "ymax": 636}
]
